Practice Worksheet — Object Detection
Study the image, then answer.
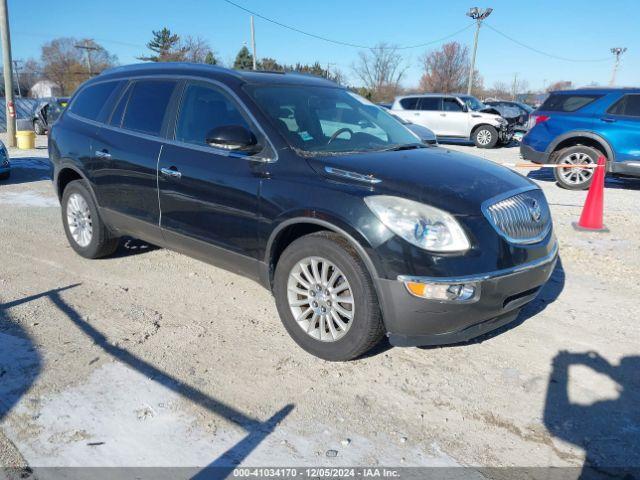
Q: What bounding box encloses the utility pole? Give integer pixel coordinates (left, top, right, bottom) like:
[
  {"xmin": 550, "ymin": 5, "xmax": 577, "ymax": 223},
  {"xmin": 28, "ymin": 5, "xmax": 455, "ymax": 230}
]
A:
[
  {"xmin": 609, "ymin": 47, "xmax": 627, "ymax": 86},
  {"xmin": 0, "ymin": 0, "xmax": 16, "ymax": 146},
  {"xmin": 466, "ymin": 7, "xmax": 493, "ymax": 96},
  {"xmin": 250, "ymin": 16, "xmax": 257, "ymax": 71},
  {"xmin": 75, "ymin": 40, "xmax": 100, "ymax": 77},
  {"xmin": 12, "ymin": 59, "xmax": 21, "ymax": 97}
]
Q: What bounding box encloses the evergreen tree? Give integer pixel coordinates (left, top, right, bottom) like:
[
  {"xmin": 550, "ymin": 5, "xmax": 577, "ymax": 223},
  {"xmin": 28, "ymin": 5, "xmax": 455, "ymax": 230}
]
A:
[
  {"xmin": 138, "ymin": 28, "xmax": 186, "ymax": 62},
  {"xmin": 204, "ymin": 51, "xmax": 218, "ymax": 65},
  {"xmin": 233, "ymin": 46, "xmax": 254, "ymax": 70}
]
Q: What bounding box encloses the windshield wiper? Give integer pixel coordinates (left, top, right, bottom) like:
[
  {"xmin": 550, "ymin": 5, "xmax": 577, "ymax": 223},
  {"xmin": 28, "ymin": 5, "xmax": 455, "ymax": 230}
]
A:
[{"xmin": 378, "ymin": 143, "xmax": 426, "ymax": 152}]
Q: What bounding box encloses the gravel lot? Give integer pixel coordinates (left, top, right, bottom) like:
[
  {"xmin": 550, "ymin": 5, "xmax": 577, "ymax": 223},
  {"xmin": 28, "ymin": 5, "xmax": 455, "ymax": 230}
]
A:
[{"xmin": 1, "ymin": 134, "xmax": 639, "ymax": 475}]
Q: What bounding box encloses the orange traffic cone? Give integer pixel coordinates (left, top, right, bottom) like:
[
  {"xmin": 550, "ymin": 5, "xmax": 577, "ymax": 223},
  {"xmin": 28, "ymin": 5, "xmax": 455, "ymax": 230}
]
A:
[{"xmin": 573, "ymin": 156, "xmax": 608, "ymax": 232}]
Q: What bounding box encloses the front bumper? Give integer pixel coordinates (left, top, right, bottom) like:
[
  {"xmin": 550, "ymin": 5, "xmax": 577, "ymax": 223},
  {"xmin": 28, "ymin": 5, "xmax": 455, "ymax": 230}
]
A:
[
  {"xmin": 378, "ymin": 242, "xmax": 558, "ymax": 347},
  {"xmin": 498, "ymin": 124, "xmax": 514, "ymax": 143}
]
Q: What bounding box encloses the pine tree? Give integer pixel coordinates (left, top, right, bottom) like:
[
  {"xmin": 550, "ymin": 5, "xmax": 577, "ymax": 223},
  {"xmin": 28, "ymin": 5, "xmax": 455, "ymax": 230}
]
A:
[
  {"xmin": 204, "ymin": 51, "xmax": 218, "ymax": 65},
  {"xmin": 138, "ymin": 28, "xmax": 186, "ymax": 62},
  {"xmin": 233, "ymin": 46, "xmax": 254, "ymax": 70}
]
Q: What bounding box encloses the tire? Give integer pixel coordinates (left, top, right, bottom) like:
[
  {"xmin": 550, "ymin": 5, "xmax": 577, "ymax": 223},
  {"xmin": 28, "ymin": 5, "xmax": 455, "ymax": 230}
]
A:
[
  {"xmin": 273, "ymin": 231, "xmax": 384, "ymax": 361},
  {"xmin": 34, "ymin": 119, "xmax": 46, "ymax": 136},
  {"xmin": 472, "ymin": 125, "xmax": 499, "ymax": 149},
  {"xmin": 61, "ymin": 180, "xmax": 119, "ymax": 258},
  {"xmin": 553, "ymin": 145, "xmax": 601, "ymax": 190}
]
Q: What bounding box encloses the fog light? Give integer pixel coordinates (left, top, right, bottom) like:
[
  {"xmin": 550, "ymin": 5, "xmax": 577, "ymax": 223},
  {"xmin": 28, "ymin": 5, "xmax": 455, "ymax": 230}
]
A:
[{"xmin": 405, "ymin": 281, "xmax": 479, "ymax": 302}]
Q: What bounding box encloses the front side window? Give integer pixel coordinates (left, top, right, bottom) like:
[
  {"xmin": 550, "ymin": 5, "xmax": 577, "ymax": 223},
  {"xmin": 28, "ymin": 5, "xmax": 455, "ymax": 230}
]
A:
[
  {"xmin": 458, "ymin": 95, "xmax": 485, "ymax": 111},
  {"xmin": 122, "ymin": 80, "xmax": 177, "ymax": 135},
  {"xmin": 70, "ymin": 81, "xmax": 120, "ymax": 121},
  {"xmin": 608, "ymin": 94, "xmax": 640, "ymax": 117},
  {"xmin": 175, "ymin": 83, "xmax": 251, "ymax": 146},
  {"xmin": 443, "ymin": 98, "xmax": 463, "ymax": 112},
  {"xmin": 247, "ymin": 85, "xmax": 420, "ymax": 155}
]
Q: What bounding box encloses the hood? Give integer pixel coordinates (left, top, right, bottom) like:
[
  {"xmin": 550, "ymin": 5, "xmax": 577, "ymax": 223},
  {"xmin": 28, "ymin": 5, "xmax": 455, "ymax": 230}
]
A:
[{"xmin": 307, "ymin": 147, "xmax": 535, "ymax": 216}]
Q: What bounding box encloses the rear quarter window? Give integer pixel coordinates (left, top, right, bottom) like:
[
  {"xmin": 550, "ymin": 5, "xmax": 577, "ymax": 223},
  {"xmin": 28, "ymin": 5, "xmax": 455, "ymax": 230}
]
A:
[
  {"xmin": 540, "ymin": 94, "xmax": 602, "ymax": 112},
  {"xmin": 399, "ymin": 97, "xmax": 419, "ymax": 110},
  {"xmin": 69, "ymin": 81, "xmax": 121, "ymax": 121}
]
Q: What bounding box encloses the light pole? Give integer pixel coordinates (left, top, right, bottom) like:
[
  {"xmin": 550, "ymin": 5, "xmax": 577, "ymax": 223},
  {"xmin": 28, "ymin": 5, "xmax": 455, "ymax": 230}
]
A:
[
  {"xmin": 466, "ymin": 7, "xmax": 492, "ymax": 95},
  {"xmin": 609, "ymin": 47, "xmax": 627, "ymax": 86},
  {"xmin": 0, "ymin": 0, "xmax": 16, "ymax": 146},
  {"xmin": 74, "ymin": 40, "xmax": 100, "ymax": 77},
  {"xmin": 250, "ymin": 16, "xmax": 257, "ymax": 70}
]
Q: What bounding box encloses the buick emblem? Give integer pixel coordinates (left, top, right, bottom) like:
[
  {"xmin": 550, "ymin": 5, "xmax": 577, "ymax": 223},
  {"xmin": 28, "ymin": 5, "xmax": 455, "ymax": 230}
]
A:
[{"xmin": 529, "ymin": 199, "xmax": 542, "ymax": 223}]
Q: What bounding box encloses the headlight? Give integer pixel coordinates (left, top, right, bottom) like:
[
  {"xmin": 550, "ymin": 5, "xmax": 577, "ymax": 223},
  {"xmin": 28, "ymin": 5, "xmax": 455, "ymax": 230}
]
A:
[
  {"xmin": 497, "ymin": 117, "xmax": 508, "ymax": 125},
  {"xmin": 365, "ymin": 196, "xmax": 470, "ymax": 252}
]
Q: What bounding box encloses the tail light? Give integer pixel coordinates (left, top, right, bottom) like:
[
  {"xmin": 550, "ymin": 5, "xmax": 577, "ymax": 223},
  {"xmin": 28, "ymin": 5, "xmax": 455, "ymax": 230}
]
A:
[{"xmin": 532, "ymin": 114, "xmax": 550, "ymax": 126}]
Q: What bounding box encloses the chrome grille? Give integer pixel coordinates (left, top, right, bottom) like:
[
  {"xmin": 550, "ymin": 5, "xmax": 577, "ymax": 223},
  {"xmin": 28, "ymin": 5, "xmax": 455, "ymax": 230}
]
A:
[{"xmin": 484, "ymin": 189, "xmax": 552, "ymax": 244}]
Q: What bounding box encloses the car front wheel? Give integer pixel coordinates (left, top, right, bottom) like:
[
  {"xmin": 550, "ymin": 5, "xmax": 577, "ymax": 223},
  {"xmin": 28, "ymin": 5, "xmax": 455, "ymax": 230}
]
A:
[
  {"xmin": 61, "ymin": 180, "xmax": 119, "ymax": 258},
  {"xmin": 473, "ymin": 125, "xmax": 499, "ymax": 149},
  {"xmin": 553, "ymin": 145, "xmax": 600, "ymax": 190},
  {"xmin": 273, "ymin": 231, "xmax": 384, "ymax": 361}
]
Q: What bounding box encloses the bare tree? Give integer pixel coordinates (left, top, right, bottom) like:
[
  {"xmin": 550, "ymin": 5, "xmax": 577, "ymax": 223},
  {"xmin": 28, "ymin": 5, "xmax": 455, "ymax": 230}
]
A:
[
  {"xmin": 485, "ymin": 81, "xmax": 511, "ymax": 99},
  {"xmin": 41, "ymin": 37, "xmax": 117, "ymax": 94},
  {"xmin": 419, "ymin": 42, "xmax": 482, "ymax": 95},
  {"xmin": 352, "ymin": 42, "xmax": 407, "ymax": 101},
  {"xmin": 181, "ymin": 36, "xmax": 218, "ymax": 64},
  {"xmin": 510, "ymin": 74, "xmax": 529, "ymax": 100},
  {"xmin": 546, "ymin": 80, "xmax": 573, "ymax": 92}
]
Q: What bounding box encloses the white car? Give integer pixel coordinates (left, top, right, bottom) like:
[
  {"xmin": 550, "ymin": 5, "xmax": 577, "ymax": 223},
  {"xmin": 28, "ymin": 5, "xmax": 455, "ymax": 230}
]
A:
[{"xmin": 391, "ymin": 94, "xmax": 513, "ymax": 148}]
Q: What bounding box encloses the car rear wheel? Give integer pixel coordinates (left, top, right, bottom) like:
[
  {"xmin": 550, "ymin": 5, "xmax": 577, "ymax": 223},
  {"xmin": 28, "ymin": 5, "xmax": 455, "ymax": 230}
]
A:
[
  {"xmin": 34, "ymin": 119, "xmax": 46, "ymax": 136},
  {"xmin": 273, "ymin": 231, "xmax": 384, "ymax": 361},
  {"xmin": 61, "ymin": 180, "xmax": 119, "ymax": 258},
  {"xmin": 553, "ymin": 145, "xmax": 600, "ymax": 190},
  {"xmin": 473, "ymin": 125, "xmax": 499, "ymax": 149}
]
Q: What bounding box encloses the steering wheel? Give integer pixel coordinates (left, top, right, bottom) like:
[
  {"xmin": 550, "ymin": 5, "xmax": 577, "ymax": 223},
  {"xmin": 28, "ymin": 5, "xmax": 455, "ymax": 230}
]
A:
[{"xmin": 327, "ymin": 127, "xmax": 354, "ymax": 144}]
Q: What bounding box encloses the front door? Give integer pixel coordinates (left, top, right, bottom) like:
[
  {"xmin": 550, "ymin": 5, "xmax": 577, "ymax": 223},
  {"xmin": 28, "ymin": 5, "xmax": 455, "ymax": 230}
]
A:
[
  {"xmin": 438, "ymin": 98, "xmax": 469, "ymax": 137},
  {"xmin": 601, "ymin": 94, "xmax": 640, "ymax": 162},
  {"xmin": 158, "ymin": 81, "xmax": 269, "ymax": 281}
]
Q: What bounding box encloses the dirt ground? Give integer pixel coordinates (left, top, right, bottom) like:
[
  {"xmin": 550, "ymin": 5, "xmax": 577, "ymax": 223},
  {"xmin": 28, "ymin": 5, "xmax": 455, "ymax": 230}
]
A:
[{"xmin": 1, "ymin": 134, "xmax": 639, "ymax": 476}]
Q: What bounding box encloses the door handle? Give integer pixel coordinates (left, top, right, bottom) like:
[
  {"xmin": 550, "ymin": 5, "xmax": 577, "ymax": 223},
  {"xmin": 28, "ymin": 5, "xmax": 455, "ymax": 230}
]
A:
[
  {"xmin": 95, "ymin": 150, "xmax": 111, "ymax": 159},
  {"xmin": 440, "ymin": 113, "xmax": 447, "ymax": 117},
  {"xmin": 413, "ymin": 113, "xmax": 420, "ymax": 116},
  {"xmin": 601, "ymin": 117, "xmax": 616, "ymax": 123},
  {"xmin": 161, "ymin": 167, "xmax": 182, "ymax": 179}
]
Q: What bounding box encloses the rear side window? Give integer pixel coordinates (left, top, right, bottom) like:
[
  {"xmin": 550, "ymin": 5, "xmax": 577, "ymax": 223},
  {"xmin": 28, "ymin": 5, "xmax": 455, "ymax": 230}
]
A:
[
  {"xmin": 70, "ymin": 81, "xmax": 120, "ymax": 121},
  {"xmin": 419, "ymin": 97, "xmax": 440, "ymax": 111},
  {"xmin": 399, "ymin": 97, "xmax": 419, "ymax": 110},
  {"xmin": 540, "ymin": 94, "xmax": 601, "ymax": 112},
  {"xmin": 608, "ymin": 94, "xmax": 640, "ymax": 117},
  {"xmin": 122, "ymin": 80, "xmax": 177, "ymax": 136},
  {"xmin": 109, "ymin": 84, "xmax": 131, "ymax": 127}
]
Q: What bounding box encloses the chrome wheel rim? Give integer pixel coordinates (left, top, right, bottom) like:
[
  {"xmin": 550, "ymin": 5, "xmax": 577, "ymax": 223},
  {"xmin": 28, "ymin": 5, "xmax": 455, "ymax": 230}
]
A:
[
  {"xmin": 558, "ymin": 152, "xmax": 595, "ymax": 185},
  {"xmin": 477, "ymin": 129, "xmax": 492, "ymax": 146},
  {"xmin": 287, "ymin": 257, "xmax": 354, "ymax": 342},
  {"xmin": 66, "ymin": 193, "xmax": 93, "ymax": 247}
]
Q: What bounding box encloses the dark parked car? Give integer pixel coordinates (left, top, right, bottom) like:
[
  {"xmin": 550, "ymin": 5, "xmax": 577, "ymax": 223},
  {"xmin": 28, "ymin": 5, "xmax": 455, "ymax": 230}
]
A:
[
  {"xmin": 484, "ymin": 100, "xmax": 534, "ymax": 131},
  {"xmin": 49, "ymin": 63, "xmax": 558, "ymax": 360},
  {"xmin": 521, "ymin": 88, "xmax": 640, "ymax": 189},
  {"xmin": 33, "ymin": 97, "xmax": 69, "ymax": 135},
  {"xmin": 0, "ymin": 140, "xmax": 9, "ymax": 180}
]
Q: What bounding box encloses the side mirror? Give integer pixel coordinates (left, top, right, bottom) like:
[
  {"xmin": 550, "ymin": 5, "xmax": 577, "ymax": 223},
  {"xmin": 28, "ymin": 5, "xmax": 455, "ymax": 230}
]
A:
[{"xmin": 205, "ymin": 125, "xmax": 259, "ymax": 153}]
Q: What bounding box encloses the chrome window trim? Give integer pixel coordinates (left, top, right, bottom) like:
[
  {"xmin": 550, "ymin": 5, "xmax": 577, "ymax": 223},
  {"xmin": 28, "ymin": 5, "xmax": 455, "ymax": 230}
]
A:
[
  {"xmin": 397, "ymin": 240, "xmax": 558, "ymax": 285},
  {"xmin": 480, "ymin": 185, "xmax": 552, "ymax": 245},
  {"xmin": 67, "ymin": 73, "xmax": 278, "ymax": 163}
]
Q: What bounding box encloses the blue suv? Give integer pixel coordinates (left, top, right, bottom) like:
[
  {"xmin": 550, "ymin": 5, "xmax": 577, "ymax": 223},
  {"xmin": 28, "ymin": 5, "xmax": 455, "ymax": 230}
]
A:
[{"xmin": 521, "ymin": 88, "xmax": 640, "ymax": 189}]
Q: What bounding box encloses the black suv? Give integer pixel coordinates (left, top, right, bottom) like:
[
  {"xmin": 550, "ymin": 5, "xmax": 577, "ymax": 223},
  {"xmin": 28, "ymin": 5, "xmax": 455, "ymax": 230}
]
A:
[{"xmin": 49, "ymin": 63, "xmax": 558, "ymax": 361}]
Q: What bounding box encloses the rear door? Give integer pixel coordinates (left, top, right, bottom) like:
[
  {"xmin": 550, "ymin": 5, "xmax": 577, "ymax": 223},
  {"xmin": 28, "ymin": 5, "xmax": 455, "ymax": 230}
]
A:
[
  {"xmin": 157, "ymin": 80, "xmax": 270, "ymax": 280},
  {"xmin": 600, "ymin": 94, "xmax": 640, "ymax": 162},
  {"xmin": 438, "ymin": 97, "xmax": 469, "ymax": 137},
  {"xmin": 92, "ymin": 78, "xmax": 180, "ymax": 243},
  {"xmin": 414, "ymin": 97, "xmax": 443, "ymax": 134}
]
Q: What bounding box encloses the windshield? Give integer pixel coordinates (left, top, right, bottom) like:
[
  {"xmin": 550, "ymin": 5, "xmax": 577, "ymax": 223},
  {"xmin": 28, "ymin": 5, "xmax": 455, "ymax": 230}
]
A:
[
  {"xmin": 459, "ymin": 95, "xmax": 486, "ymax": 111},
  {"xmin": 246, "ymin": 85, "xmax": 421, "ymax": 155}
]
